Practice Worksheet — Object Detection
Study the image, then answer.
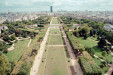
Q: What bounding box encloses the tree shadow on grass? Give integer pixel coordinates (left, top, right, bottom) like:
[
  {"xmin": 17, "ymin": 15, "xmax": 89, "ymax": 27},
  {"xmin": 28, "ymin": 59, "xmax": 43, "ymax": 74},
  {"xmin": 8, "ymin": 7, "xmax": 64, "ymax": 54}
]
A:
[
  {"xmin": 70, "ymin": 66, "xmax": 77, "ymax": 75},
  {"xmin": 64, "ymin": 46, "xmax": 70, "ymax": 58},
  {"xmin": 93, "ymin": 46, "xmax": 101, "ymax": 53}
]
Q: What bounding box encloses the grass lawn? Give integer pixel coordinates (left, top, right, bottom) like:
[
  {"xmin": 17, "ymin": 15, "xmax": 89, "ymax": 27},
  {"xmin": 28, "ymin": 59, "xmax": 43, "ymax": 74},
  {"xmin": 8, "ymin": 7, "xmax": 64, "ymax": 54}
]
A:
[
  {"xmin": 77, "ymin": 37, "xmax": 97, "ymax": 47},
  {"xmin": 47, "ymin": 35, "xmax": 64, "ymax": 45},
  {"xmin": 51, "ymin": 18, "xmax": 59, "ymax": 24},
  {"xmin": 88, "ymin": 36, "xmax": 98, "ymax": 41},
  {"xmin": 6, "ymin": 39, "xmax": 29, "ymax": 62},
  {"xmin": 77, "ymin": 37, "xmax": 101, "ymax": 56},
  {"xmin": 77, "ymin": 37, "xmax": 112, "ymax": 60},
  {"xmin": 50, "ymin": 29, "xmax": 61, "ymax": 34},
  {"xmin": 93, "ymin": 57, "xmax": 101, "ymax": 65},
  {"xmin": 38, "ymin": 46, "xmax": 69, "ymax": 75}
]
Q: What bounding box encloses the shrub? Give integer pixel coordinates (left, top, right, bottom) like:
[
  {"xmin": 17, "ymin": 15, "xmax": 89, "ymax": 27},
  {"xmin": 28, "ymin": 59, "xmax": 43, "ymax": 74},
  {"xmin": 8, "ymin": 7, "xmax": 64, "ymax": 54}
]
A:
[
  {"xmin": 10, "ymin": 61, "xmax": 15, "ymax": 71},
  {"xmin": 3, "ymin": 49, "xmax": 8, "ymax": 53},
  {"xmin": 3, "ymin": 35, "xmax": 10, "ymax": 42},
  {"xmin": 22, "ymin": 33, "xmax": 27, "ymax": 38},
  {"xmin": 38, "ymin": 25, "xmax": 44, "ymax": 27},
  {"xmin": 9, "ymin": 42, "xmax": 13, "ymax": 45},
  {"xmin": 102, "ymin": 51, "xmax": 107, "ymax": 57},
  {"xmin": 85, "ymin": 47, "xmax": 94, "ymax": 57},
  {"xmin": 0, "ymin": 42, "xmax": 8, "ymax": 53},
  {"xmin": 17, "ymin": 69, "xmax": 27, "ymax": 75},
  {"xmin": 18, "ymin": 63, "xmax": 30, "ymax": 75},
  {"xmin": 10, "ymin": 35, "xmax": 16, "ymax": 41}
]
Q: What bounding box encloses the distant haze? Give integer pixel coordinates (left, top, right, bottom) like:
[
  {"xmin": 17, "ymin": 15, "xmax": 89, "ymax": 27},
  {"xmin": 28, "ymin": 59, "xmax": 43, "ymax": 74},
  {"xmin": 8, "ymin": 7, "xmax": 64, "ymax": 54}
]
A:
[{"xmin": 0, "ymin": 0, "xmax": 113, "ymax": 12}]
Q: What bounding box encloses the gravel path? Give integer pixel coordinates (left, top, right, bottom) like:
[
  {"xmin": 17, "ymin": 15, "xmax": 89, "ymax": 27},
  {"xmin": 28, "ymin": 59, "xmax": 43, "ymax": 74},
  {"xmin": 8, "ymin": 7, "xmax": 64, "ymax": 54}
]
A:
[
  {"xmin": 28, "ymin": 39, "xmax": 32, "ymax": 47},
  {"xmin": 8, "ymin": 44, "xmax": 15, "ymax": 51},
  {"xmin": 30, "ymin": 28, "xmax": 50, "ymax": 75},
  {"xmin": 61, "ymin": 26, "xmax": 83, "ymax": 75}
]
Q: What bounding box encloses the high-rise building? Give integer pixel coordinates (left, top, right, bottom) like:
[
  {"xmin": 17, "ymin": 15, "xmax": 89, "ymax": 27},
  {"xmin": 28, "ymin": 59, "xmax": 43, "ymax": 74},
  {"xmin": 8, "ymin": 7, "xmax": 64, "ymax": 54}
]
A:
[
  {"xmin": 8, "ymin": 10, "xmax": 11, "ymax": 14},
  {"xmin": 50, "ymin": 6, "xmax": 53, "ymax": 12}
]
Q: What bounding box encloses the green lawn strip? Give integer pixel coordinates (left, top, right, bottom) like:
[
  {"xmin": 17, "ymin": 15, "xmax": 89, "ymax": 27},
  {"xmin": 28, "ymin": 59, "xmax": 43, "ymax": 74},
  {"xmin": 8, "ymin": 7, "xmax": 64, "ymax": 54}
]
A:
[
  {"xmin": 18, "ymin": 28, "xmax": 38, "ymax": 34},
  {"xmin": 51, "ymin": 18, "xmax": 59, "ymax": 24},
  {"xmin": 48, "ymin": 35, "xmax": 64, "ymax": 45},
  {"xmin": 11, "ymin": 35, "xmax": 41, "ymax": 74},
  {"xmin": 44, "ymin": 46, "xmax": 69, "ymax": 75},
  {"xmin": 6, "ymin": 40, "xmax": 29, "ymax": 62},
  {"xmin": 49, "ymin": 29, "xmax": 61, "ymax": 34}
]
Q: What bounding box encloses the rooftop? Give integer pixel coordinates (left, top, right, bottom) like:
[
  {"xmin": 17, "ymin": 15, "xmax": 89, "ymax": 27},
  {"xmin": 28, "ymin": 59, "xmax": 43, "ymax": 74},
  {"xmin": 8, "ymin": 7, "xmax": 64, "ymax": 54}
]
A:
[{"xmin": 104, "ymin": 25, "xmax": 113, "ymax": 28}]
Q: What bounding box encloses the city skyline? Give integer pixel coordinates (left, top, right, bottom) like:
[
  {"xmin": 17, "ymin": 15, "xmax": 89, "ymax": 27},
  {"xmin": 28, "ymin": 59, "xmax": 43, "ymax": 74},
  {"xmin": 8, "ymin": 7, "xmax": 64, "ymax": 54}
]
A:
[{"xmin": 0, "ymin": 0, "xmax": 113, "ymax": 12}]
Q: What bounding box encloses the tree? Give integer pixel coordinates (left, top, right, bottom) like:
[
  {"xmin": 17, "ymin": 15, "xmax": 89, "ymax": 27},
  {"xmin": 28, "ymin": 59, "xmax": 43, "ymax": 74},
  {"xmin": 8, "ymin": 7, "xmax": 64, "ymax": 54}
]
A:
[
  {"xmin": 102, "ymin": 51, "xmax": 107, "ymax": 57},
  {"xmin": 0, "ymin": 52, "xmax": 11, "ymax": 75},
  {"xmin": 10, "ymin": 61, "xmax": 15, "ymax": 71},
  {"xmin": 84, "ymin": 33, "xmax": 88, "ymax": 39},
  {"xmin": 3, "ymin": 35, "xmax": 10, "ymax": 42},
  {"xmin": 38, "ymin": 25, "xmax": 44, "ymax": 27},
  {"xmin": 90, "ymin": 30, "xmax": 94, "ymax": 36},
  {"xmin": 78, "ymin": 44, "xmax": 85, "ymax": 52},
  {"xmin": 22, "ymin": 32, "xmax": 27, "ymax": 38},
  {"xmin": 10, "ymin": 35, "xmax": 16, "ymax": 41},
  {"xmin": 98, "ymin": 36, "xmax": 107, "ymax": 48},
  {"xmin": 90, "ymin": 29, "xmax": 97, "ymax": 36},
  {"xmin": 0, "ymin": 42, "xmax": 8, "ymax": 53},
  {"xmin": 78, "ymin": 26, "xmax": 90, "ymax": 38},
  {"xmin": 85, "ymin": 47, "xmax": 95, "ymax": 56},
  {"xmin": 73, "ymin": 30, "xmax": 79, "ymax": 37},
  {"xmin": 7, "ymin": 24, "xmax": 15, "ymax": 34}
]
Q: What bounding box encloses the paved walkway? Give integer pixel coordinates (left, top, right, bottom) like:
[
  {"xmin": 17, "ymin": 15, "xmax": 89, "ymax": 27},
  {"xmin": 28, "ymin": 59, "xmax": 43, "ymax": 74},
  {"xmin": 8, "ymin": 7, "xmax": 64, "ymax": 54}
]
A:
[
  {"xmin": 88, "ymin": 38, "xmax": 98, "ymax": 42},
  {"xmin": 61, "ymin": 27, "xmax": 83, "ymax": 75},
  {"xmin": 28, "ymin": 39, "xmax": 32, "ymax": 47},
  {"xmin": 94, "ymin": 55, "xmax": 105, "ymax": 62},
  {"xmin": 30, "ymin": 27, "xmax": 50, "ymax": 75},
  {"xmin": 8, "ymin": 44, "xmax": 15, "ymax": 51}
]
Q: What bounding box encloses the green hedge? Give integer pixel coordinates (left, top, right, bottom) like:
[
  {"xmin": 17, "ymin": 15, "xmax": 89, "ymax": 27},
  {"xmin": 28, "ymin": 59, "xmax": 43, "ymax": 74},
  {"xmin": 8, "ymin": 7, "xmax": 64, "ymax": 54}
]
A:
[
  {"xmin": 66, "ymin": 31, "xmax": 85, "ymax": 52},
  {"xmin": 79, "ymin": 51, "xmax": 102, "ymax": 75}
]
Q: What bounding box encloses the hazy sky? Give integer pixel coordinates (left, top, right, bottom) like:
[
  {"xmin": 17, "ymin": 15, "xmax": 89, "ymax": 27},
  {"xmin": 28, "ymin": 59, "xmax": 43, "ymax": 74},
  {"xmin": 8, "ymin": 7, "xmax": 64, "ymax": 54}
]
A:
[{"xmin": 0, "ymin": 0, "xmax": 113, "ymax": 12}]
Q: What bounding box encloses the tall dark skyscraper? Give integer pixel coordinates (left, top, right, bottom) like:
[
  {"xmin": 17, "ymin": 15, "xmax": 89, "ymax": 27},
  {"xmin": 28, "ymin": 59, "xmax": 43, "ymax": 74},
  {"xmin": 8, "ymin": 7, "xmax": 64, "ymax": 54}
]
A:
[{"xmin": 50, "ymin": 6, "xmax": 53, "ymax": 12}]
